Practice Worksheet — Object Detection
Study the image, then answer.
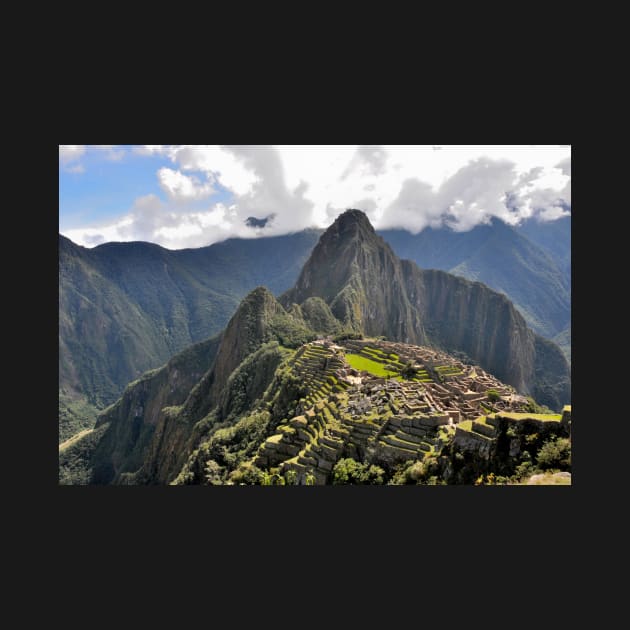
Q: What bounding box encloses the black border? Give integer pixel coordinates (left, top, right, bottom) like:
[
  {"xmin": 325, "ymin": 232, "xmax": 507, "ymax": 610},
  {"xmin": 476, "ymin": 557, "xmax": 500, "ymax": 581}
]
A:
[{"xmin": 41, "ymin": 87, "xmax": 583, "ymax": 597}]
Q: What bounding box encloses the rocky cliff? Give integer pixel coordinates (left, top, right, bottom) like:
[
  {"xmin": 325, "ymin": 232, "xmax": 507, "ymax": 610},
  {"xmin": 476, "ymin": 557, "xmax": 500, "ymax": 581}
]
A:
[{"xmin": 282, "ymin": 210, "xmax": 426, "ymax": 344}]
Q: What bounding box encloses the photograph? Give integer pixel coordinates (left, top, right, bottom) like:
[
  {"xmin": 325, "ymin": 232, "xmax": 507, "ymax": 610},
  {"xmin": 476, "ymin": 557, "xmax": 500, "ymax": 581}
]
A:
[{"xmin": 58, "ymin": 145, "xmax": 571, "ymax": 486}]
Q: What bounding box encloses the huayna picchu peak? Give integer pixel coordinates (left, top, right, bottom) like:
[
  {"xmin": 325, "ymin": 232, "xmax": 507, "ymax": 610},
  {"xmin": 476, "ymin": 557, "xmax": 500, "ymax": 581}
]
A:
[{"xmin": 60, "ymin": 208, "xmax": 571, "ymax": 486}]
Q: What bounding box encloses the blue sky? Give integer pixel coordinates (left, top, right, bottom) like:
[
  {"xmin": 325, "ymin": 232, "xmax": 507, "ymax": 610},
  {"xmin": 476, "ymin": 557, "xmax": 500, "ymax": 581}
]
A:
[
  {"xmin": 59, "ymin": 147, "xmax": 234, "ymax": 232},
  {"xmin": 59, "ymin": 145, "xmax": 571, "ymax": 250}
]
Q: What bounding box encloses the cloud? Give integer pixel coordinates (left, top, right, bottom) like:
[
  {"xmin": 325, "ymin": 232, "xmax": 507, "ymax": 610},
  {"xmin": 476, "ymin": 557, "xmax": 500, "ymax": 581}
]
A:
[
  {"xmin": 59, "ymin": 144, "xmax": 125, "ymax": 173},
  {"xmin": 379, "ymin": 156, "xmax": 571, "ymax": 232},
  {"xmin": 168, "ymin": 146, "xmax": 259, "ymax": 196},
  {"xmin": 59, "ymin": 145, "xmax": 86, "ymax": 172},
  {"xmin": 341, "ymin": 145, "xmax": 388, "ymax": 179},
  {"xmin": 59, "ymin": 145, "xmax": 86, "ymax": 164},
  {"xmin": 556, "ymin": 157, "xmax": 571, "ymax": 176},
  {"xmin": 157, "ymin": 167, "xmax": 215, "ymax": 201},
  {"xmin": 92, "ymin": 145, "xmax": 125, "ymax": 161},
  {"xmin": 133, "ymin": 145, "xmax": 164, "ymax": 156},
  {"xmin": 220, "ymin": 145, "xmax": 315, "ymax": 234},
  {"xmin": 63, "ymin": 194, "xmax": 245, "ymax": 251},
  {"xmin": 63, "ymin": 145, "xmax": 571, "ymax": 249}
]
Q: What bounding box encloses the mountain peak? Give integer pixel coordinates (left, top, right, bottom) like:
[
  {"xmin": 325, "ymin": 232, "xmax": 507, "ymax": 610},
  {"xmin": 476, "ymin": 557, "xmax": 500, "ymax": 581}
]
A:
[
  {"xmin": 329, "ymin": 208, "xmax": 376, "ymax": 239},
  {"xmin": 282, "ymin": 207, "xmax": 426, "ymax": 343}
]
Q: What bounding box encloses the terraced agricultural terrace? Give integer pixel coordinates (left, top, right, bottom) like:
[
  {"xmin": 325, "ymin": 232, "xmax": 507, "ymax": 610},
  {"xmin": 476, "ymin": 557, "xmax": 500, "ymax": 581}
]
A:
[{"xmin": 253, "ymin": 337, "xmax": 547, "ymax": 484}]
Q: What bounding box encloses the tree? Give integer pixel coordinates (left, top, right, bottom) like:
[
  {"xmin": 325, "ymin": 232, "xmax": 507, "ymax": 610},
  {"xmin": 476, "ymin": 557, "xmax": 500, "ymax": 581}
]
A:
[
  {"xmin": 332, "ymin": 458, "xmax": 385, "ymax": 484},
  {"xmin": 486, "ymin": 389, "xmax": 500, "ymax": 402},
  {"xmin": 204, "ymin": 459, "xmax": 224, "ymax": 485},
  {"xmin": 537, "ymin": 437, "xmax": 571, "ymax": 470}
]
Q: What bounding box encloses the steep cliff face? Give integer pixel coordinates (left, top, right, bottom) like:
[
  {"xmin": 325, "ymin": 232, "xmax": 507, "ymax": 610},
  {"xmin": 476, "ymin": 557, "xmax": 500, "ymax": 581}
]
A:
[
  {"xmin": 402, "ymin": 266, "xmax": 570, "ymax": 409},
  {"xmin": 282, "ymin": 210, "xmax": 426, "ymax": 344},
  {"xmin": 403, "ymin": 265, "xmax": 535, "ymax": 394},
  {"xmin": 380, "ymin": 218, "xmax": 571, "ymax": 341}
]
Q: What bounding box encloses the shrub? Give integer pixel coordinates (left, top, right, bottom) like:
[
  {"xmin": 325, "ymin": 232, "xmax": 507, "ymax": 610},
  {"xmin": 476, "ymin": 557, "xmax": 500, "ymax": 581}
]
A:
[
  {"xmin": 204, "ymin": 459, "xmax": 224, "ymax": 485},
  {"xmin": 513, "ymin": 460, "xmax": 535, "ymax": 481},
  {"xmin": 487, "ymin": 389, "xmax": 500, "ymax": 402},
  {"xmin": 332, "ymin": 458, "xmax": 385, "ymax": 484},
  {"xmin": 229, "ymin": 463, "xmax": 264, "ymax": 485},
  {"xmin": 537, "ymin": 437, "xmax": 571, "ymax": 471},
  {"xmin": 392, "ymin": 460, "xmax": 426, "ymax": 484}
]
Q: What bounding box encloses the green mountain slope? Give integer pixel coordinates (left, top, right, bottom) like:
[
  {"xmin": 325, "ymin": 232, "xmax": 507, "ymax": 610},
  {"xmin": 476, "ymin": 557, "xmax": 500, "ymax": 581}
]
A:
[
  {"xmin": 60, "ymin": 333, "xmax": 222, "ymax": 485},
  {"xmin": 59, "ymin": 229, "xmax": 321, "ymax": 418},
  {"xmin": 61, "ymin": 287, "xmax": 314, "ymax": 484},
  {"xmin": 516, "ymin": 216, "xmax": 571, "ymax": 279}
]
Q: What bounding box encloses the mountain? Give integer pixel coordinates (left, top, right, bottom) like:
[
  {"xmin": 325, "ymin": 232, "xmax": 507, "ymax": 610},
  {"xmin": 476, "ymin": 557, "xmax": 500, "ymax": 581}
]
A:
[
  {"xmin": 516, "ymin": 215, "xmax": 571, "ymax": 279},
  {"xmin": 60, "ymin": 210, "xmax": 571, "ymax": 485},
  {"xmin": 60, "ymin": 308, "xmax": 570, "ymax": 485},
  {"xmin": 59, "ymin": 332, "xmax": 222, "ymax": 485},
  {"xmin": 379, "ymin": 217, "xmax": 571, "ymax": 343},
  {"xmin": 59, "ymin": 229, "xmax": 321, "ymax": 429},
  {"xmin": 61, "ymin": 287, "xmax": 315, "ymax": 484},
  {"xmin": 515, "ymin": 216, "xmax": 571, "ymax": 361},
  {"xmin": 284, "ymin": 210, "xmax": 570, "ymax": 408},
  {"xmin": 282, "ymin": 210, "xmax": 426, "ymax": 343},
  {"xmin": 59, "ymin": 213, "xmax": 572, "ymax": 431}
]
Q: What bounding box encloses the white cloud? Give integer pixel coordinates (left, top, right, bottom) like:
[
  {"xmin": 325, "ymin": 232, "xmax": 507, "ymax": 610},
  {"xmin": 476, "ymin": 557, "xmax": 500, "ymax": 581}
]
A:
[
  {"xmin": 59, "ymin": 145, "xmax": 87, "ymax": 173},
  {"xmin": 59, "ymin": 144, "xmax": 125, "ymax": 173},
  {"xmin": 341, "ymin": 145, "xmax": 388, "ymax": 179},
  {"xmin": 91, "ymin": 145, "xmax": 125, "ymax": 161},
  {"xmin": 59, "ymin": 145, "xmax": 86, "ymax": 164},
  {"xmin": 157, "ymin": 167, "xmax": 215, "ymax": 201},
  {"xmin": 63, "ymin": 195, "xmax": 249, "ymax": 251},
  {"xmin": 379, "ymin": 155, "xmax": 571, "ymax": 232},
  {"xmin": 170, "ymin": 146, "xmax": 260, "ymax": 196},
  {"xmin": 64, "ymin": 145, "xmax": 571, "ymax": 249},
  {"xmin": 133, "ymin": 145, "xmax": 165, "ymax": 156}
]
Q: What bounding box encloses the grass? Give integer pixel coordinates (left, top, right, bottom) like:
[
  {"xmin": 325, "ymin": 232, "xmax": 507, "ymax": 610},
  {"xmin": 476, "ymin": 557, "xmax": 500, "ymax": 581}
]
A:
[
  {"xmin": 345, "ymin": 353, "xmax": 403, "ymax": 379},
  {"xmin": 493, "ymin": 412, "xmax": 562, "ymax": 422},
  {"xmin": 457, "ymin": 420, "xmax": 473, "ymax": 431},
  {"xmin": 266, "ymin": 433, "xmax": 284, "ymax": 444},
  {"xmin": 363, "ymin": 346, "xmax": 386, "ymax": 356}
]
